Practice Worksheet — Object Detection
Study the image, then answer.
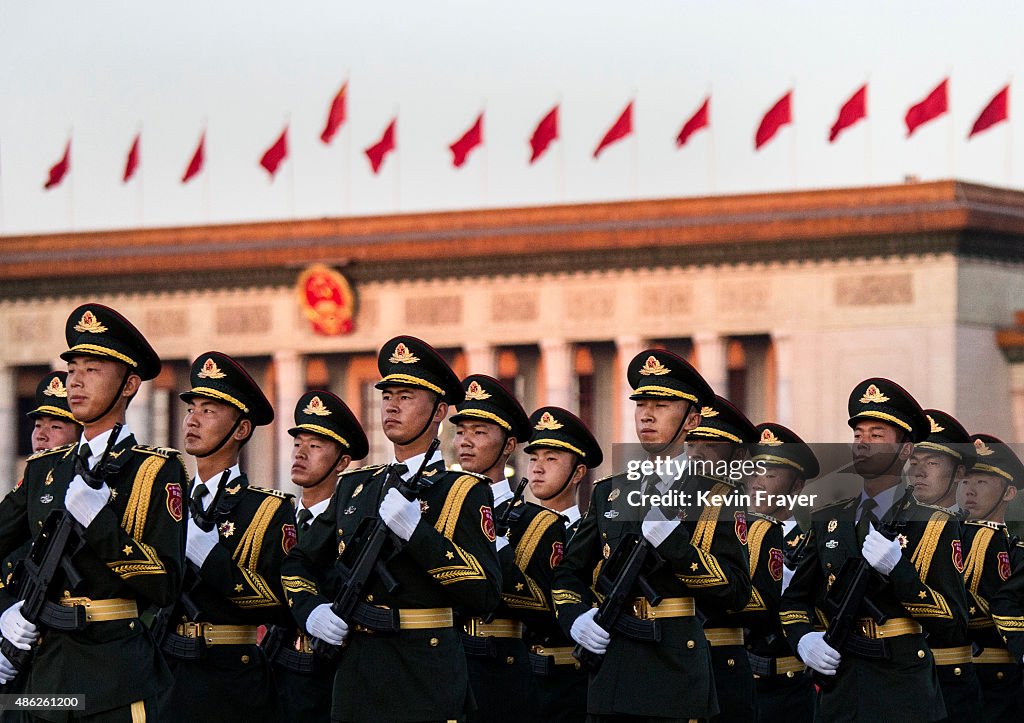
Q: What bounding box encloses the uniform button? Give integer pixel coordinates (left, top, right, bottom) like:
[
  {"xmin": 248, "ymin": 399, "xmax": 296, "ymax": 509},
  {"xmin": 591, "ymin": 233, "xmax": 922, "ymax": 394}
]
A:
[
  {"xmin": 953, "ymin": 667, "xmax": 962, "ymax": 676},
  {"xmin": 686, "ymin": 640, "xmax": 695, "ymax": 649},
  {"xmin": 917, "ymin": 650, "xmax": 925, "ymax": 659},
  {"xmin": 727, "ymin": 658, "xmax": 735, "ymax": 667},
  {"xmin": 129, "ymin": 621, "xmax": 135, "ymax": 630},
  {"xmin": 366, "ymin": 594, "xmax": 374, "ymax": 603},
  {"xmin": 574, "ymin": 662, "xmax": 581, "ymax": 670},
  {"xmin": 826, "ymin": 563, "xmax": 832, "ymax": 569},
  {"xmin": 241, "ymin": 655, "xmax": 250, "ymax": 664},
  {"xmin": 429, "ymin": 637, "xmax": 439, "ymax": 647},
  {"xmin": 786, "ymin": 671, "xmax": 795, "ymax": 678},
  {"xmin": 997, "ymin": 671, "xmax": 1005, "ymax": 681},
  {"xmin": 506, "ymin": 656, "xmax": 515, "ymax": 665}
]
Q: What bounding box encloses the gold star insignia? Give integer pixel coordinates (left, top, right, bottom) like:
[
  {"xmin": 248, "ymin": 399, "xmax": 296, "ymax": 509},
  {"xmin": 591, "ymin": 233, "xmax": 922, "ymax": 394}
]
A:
[
  {"xmin": 515, "ymin": 583, "xmax": 524, "ymax": 591},
  {"xmin": 970, "ymin": 606, "xmax": 977, "ymax": 615},
  {"xmin": 419, "ymin": 500, "xmax": 430, "ymax": 513},
  {"xmin": 122, "ymin": 545, "xmax": 133, "ymax": 556},
  {"xmin": 445, "ymin": 551, "xmax": 454, "ymax": 560},
  {"xmin": 109, "ymin": 489, "xmax": 118, "ymax": 500},
  {"xmin": 918, "ymin": 591, "xmax": 927, "ymax": 599},
  {"xmin": 691, "ymin": 563, "xmax": 699, "ymax": 571},
  {"xmin": 235, "ymin": 584, "xmax": 244, "ymax": 592}
]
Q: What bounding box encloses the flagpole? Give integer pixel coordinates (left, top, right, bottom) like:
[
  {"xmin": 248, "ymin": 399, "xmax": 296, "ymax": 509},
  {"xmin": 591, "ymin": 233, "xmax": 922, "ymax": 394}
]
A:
[
  {"xmin": 0, "ymin": 142, "xmax": 6, "ymax": 232},
  {"xmin": 557, "ymin": 94, "xmax": 565, "ymax": 203},
  {"xmin": 789, "ymin": 83, "xmax": 797, "ymax": 189},
  {"xmin": 202, "ymin": 116, "xmax": 211, "ymax": 223},
  {"xmin": 947, "ymin": 71, "xmax": 955, "ymax": 180},
  {"xmin": 630, "ymin": 93, "xmax": 639, "ymax": 199},
  {"xmin": 68, "ymin": 128, "xmax": 75, "ymax": 230},
  {"xmin": 1007, "ymin": 77, "xmax": 1013, "ymax": 187},
  {"xmin": 864, "ymin": 74, "xmax": 872, "ymax": 186},
  {"xmin": 393, "ymin": 106, "xmax": 400, "ymax": 212},
  {"xmin": 287, "ymin": 113, "xmax": 296, "ymax": 219},
  {"xmin": 481, "ymin": 104, "xmax": 488, "ymax": 208},
  {"xmin": 344, "ymin": 73, "xmax": 351, "ymax": 215},
  {"xmin": 137, "ymin": 123, "xmax": 145, "ymax": 227},
  {"xmin": 707, "ymin": 88, "xmax": 716, "ymax": 194}
]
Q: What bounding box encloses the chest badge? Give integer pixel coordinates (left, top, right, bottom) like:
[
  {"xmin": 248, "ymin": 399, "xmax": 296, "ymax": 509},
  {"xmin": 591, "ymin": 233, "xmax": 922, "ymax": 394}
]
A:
[
  {"xmin": 896, "ymin": 533, "xmax": 909, "ymax": 549},
  {"xmin": 40, "ymin": 494, "xmax": 53, "ymax": 504},
  {"xmin": 825, "ymin": 540, "xmax": 839, "ymax": 549},
  {"xmin": 351, "ymin": 483, "xmax": 363, "ymax": 499},
  {"xmin": 343, "ymin": 505, "xmax": 357, "ymax": 515},
  {"xmin": 603, "ymin": 510, "xmax": 619, "ymax": 519},
  {"xmin": 419, "ymin": 500, "xmax": 430, "ymax": 514},
  {"xmin": 827, "ymin": 520, "xmax": 838, "ymax": 534},
  {"xmin": 219, "ymin": 521, "xmax": 235, "ymax": 538},
  {"xmin": 603, "ymin": 543, "xmax": 611, "ymax": 559},
  {"xmin": 608, "ymin": 489, "xmax": 620, "ymax": 502},
  {"xmin": 44, "ymin": 470, "xmax": 54, "ymax": 487}
]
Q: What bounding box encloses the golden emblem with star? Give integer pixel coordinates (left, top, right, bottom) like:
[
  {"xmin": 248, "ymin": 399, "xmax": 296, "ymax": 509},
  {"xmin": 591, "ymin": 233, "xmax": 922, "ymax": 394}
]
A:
[
  {"xmin": 44, "ymin": 377, "xmax": 68, "ymax": 398},
  {"xmin": 73, "ymin": 310, "xmax": 107, "ymax": 334},
  {"xmin": 464, "ymin": 381, "xmax": 491, "ymax": 401},
  {"xmin": 389, "ymin": 343, "xmax": 419, "ymax": 364},
  {"xmin": 700, "ymin": 406, "xmax": 719, "ymax": 417},
  {"xmin": 302, "ymin": 396, "xmax": 332, "ymax": 417},
  {"xmin": 638, "ymin": 355, "xmax": 670, "ymax": 376},
  {"xmin": 859, "ymin": 384, "xmax": 890, "ymax": 404},
  {"xmin": 198, "ymin": 358, "xmax": 227, "ymax": 380},
  {"xmin": 535, "ymin": 412, "xmax": 563, "ymax": 431},
  {"xmin": 219, "ymin": 521, "xmax": 235, "ymax": 538},
  {"xmin": 759, "ymin": 428, "xmax": 782, "ymax": 446}
]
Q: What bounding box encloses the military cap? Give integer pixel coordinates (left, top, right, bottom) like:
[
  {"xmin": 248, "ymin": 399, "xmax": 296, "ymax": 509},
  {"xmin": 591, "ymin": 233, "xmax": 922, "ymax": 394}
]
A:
[
  {"xmin": 969, "ymin": 434, "xmax": 1024, "ymax": 489},
  {"xmin": 627, "ymin": 349, "xmax": 714, "ymax": 408},
  {"xmin": 26, "ymin": 371, "xmax": 77, "ymax": 423},
  {"xmin": 847, "ymin": 377, "xmax": 930, "ymax": 443},
  {"xmin": 750, "ymin": 422, "xmax": 820, "ymax": 480},
  {"xmin": 689, "ymin": 395, "xmax": 758, "ymax": 445},
  {"xmin": 524, "ymin": 406, "xmax": 603, "ymax": 468},
  {"xmin": 375, "ymin": 335, "xmax": 464, "ymax": 405},
  {"xmin": 917, "ymin": 409, "xmax": 975, "ymax": 469},
  {"xmin": 180, "ymin": 351, "xmax": 274, "ymax": 426},
  {"xmin": 449, "ymin": 375, "xmax": 531, "ymax": 441},
  {"xmin": 60, "ymin": 303, "xmax": 161, "ymax": 381},
  {"xmin": 288, "ymin": 390, "xmax": 369, "ymax": 460}
]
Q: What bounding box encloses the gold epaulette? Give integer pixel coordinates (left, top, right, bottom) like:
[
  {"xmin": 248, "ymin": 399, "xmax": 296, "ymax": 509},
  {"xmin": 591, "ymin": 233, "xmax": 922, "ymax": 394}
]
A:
[
  {"xmin": 747, "ymin": 511, "xmax": 781, "ymax": 525},
  {"xmin": 339, "ymin": 464, "xmax": 385, "ymax": 477},
  {"xmin": 25, "ymin": 443, "xmax": 75, "ymax": 462},
  {"xmin": 130, "ymin": 444, "xmax": 182, "ymax": 459},
  {"xmin": 966, "ymin": 520, "xmax": 1006, "ymax": 530},
  {"xmin": 915, "ymin": 503, "xmax": 955, "ymax": 518},
  {"xmin": 247, "ymin": 486, "xmax": 295, "ymax": 500}
]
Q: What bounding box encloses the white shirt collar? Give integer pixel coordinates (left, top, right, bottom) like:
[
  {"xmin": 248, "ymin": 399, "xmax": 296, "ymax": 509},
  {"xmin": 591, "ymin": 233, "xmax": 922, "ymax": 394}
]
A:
[
  {"xmin": 195, "ymin": 464, "xmax": 241, "ymax": 511},
  {"xmin": 490, "ymin": 479, "xmax": 513, "ymax": 508},
  {"xmin": 298, "ymin": 496, "xmax": 331, "ymax": 522},
  {"xmin": 79, "ymin": 424, "xmax": 132, "ymax": 469},
  {"xmin": 560, "ymin": 505, "xmax": 581, "ymax": 527},
  {"xmin": 655, "ymin": 451, "xmax": 688, "ymax": 492},
  {"xmin": 391, "ymin": 448, "xmax": 446, "ymax": 481},
  {"xmin": 782, "ymin": 519, "xmax": 799, "ymax": 536},
  {"xmin": 858, "ymin": 483, "xmax": 902, "ymax": 522}
]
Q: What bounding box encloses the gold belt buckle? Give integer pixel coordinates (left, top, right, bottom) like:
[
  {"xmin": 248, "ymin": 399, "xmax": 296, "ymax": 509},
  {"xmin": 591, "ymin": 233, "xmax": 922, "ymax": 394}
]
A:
[
  {"xmin": 858, "ymin": 619, "xmax": 876, "ymax": 639},
  {"xmin": 180, "ymin": 621, "xmax": 204, "ymax": 639},
  {"xmin": 295, "ymin": 634, "xmax": 314, "ymax": 654},
  {"xmin": 632, "ymin": 598, "xmax": 651, "ymax": 620},
  {"xmin": 61, "ymin": 595, "xmax": 91, "ymax": 608},
  {"xmin": 463, "ymin": 618, "xmax": 481, "ymax": 636}
]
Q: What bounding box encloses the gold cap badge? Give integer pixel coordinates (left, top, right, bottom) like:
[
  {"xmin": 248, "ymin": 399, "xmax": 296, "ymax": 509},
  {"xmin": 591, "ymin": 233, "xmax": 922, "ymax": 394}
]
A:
[
  {"xmin": 759, "ymin": 428, "xmax": 782, "ymax": 446},
  {"xmin": 700, "ymin": 406, "xmax": 719, "ymax": 417},
  {"xmin": 535, "ymin": 412, "xmax": 563, "ymax": 431},
  {"xmin": 43, "ymin": 376, "xmax": 68, "ymax": 398},
  {"xmin": 197, "ymin": 358, "xmax": 227, "ymax": 380},
  {"xmin": 302, "ymin": 396, "xmax": 332, "ymax": 417},
  {"xmin": 73, "ymin": 310, "xmax": 108, "ymax": 334},
  {"xmin": 638, "ymin": 355, "xmax": 670, "ymax": 376},
  {"xmin": 859, "ymin": 384, "xmax": 890, "ymax": 404},
  {"xmin": 465, "ymin": 380, "xmax": 491, "ymax": 401},
  {"xmin": 928, "ymin": 415, "xmax": 944, "ymax": 434},
  {"xmin": 974, "ymin": 438, "xmax": 994, "ymax": 456},
  {"xmin": 389, "ymin": 343, "xmax": 420, "ymax": 364}
]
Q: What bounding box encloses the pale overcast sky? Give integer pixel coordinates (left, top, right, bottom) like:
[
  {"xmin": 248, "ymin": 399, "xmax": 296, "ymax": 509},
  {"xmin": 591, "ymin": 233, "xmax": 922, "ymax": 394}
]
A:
[{"xmin": 1, "ymin": 1, "xmax": 1021, "ymax": 234}]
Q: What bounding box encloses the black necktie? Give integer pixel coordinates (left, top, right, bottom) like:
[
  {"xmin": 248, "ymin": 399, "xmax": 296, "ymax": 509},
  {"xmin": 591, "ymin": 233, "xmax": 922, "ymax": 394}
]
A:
[
  {"xmin": 393, "ymin": 463, "xmax": 410, "ymax": 480},
  {"xmin": 192, "ymin": 483, "xmax": 210, "ymax": 508},
  {"xmin": 857, "ymin": 498, "xmax": 879, "ymax": 544},
  {"xmin": 78, "ymin": 442, "xmax": 92, "ymax": 471},
  {"xmin": 297, "ymin": 508, "xmax": 313, "ymax": 529}
]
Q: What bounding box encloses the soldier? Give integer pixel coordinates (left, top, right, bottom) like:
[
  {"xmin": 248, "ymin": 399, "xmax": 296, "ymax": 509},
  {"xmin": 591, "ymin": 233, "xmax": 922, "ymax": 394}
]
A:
[
  {"xmin": 960, "ymin": 434, "xmax": 1024, "ymax": 720},
  {"xmin": 684, "ymin": 395, "xmax": 758, "ymax": 723},
  {"xmin": 158, "ymin": 352, "xmax": 295, "ymax": 723},
  {"xmin": 281, "ymin": 336, "xmax": 502, "ymax": 723},
  {"xmin": 523, "ymin": 406, "xmax": 603, "ymax": 723},
  {"xmin": 745, "ymin": 422, "xmax": 820, "ymax": 723},
  {"xmin": 450, "ymin": 375, "xmax": 558, "ymax": 723},
  {"xmin": 553, "ymin": 349, "xmax": 752, "ymax": 722},
  {"xmin": 780, "ymin": 378, "xmax": 969, "ymax": 723},
  {"xmin": 907, "ymin": 410, "xmax": 983, "ymax": 720},
  {"xmin": 27, "ymin": 371, "xmax": 81, "ymax": 453},
  {"xmin": 0, "ymin": 303, "xmax": 187, "ymax": 720},
  {"xmin": 266, "ymin": 390, "xmax": 369, "ymax": 722}
]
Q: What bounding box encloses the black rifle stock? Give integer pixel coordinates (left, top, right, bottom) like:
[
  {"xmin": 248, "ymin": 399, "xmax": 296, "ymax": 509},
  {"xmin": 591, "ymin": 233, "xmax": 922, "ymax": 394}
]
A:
[{"xmin": 494, "ymin": 477, "xmax": 529, "ymax": 539}]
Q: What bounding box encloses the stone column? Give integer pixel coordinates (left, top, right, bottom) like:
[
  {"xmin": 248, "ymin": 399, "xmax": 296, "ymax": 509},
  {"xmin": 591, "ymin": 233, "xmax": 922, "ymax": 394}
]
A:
[
  {"xmin": 0, "ymin": 365, "xmax": 16, "ymax": 493},
  {"xmin": 1010, "ymin": 365, "xmax": 1024, "ymax": 446},
  {"xmin": 463, "ymin": 341, "xmax": 496, "ymax": 378},
  {"xmin": 772, "ymin": 330, "xmax": 795, "ymax": 427},
  {"xmin": 540, "ymin": 338, "xmax": 574, "ymax": 411},
  {"xmin": 693, "ymin": 331, "xmax": 727, "ymax": 400},
  {"xmin": 274, "ymin": 350, "xmax": 305, "ymax": 489}
]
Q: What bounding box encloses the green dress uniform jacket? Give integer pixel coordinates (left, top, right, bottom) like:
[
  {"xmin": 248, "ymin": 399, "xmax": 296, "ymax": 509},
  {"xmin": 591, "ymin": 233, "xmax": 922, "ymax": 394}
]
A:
[
  {"xmin": 0, "ymin": 437, "xmax": 187, "ymax": 721},
  {"xmin": 962, "ymin": 521, "xmax": 1024, "ymax": 721},
  {"xmin": 282, "ymin": 461, "xmax": 502, "ymax": 723},
  {"xmin": 780, "ymin": 495, "xmax": 969, "ymax": 723},
  {"xmin": 552, "ymin": 473, "xmax": 752, "ymax": 720},
  {"xmin": 160, "ymin": 473, "xmax": 296, "ymax": 723}
]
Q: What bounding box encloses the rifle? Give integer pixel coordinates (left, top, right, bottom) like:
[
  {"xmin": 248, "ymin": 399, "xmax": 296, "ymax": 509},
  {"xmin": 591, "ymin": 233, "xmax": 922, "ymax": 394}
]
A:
[
  {"xmin": 0, "ymin": 424, "xmax": 123, "ymax": 688},
  {"xmin": 811, "ymin": 484, "xmax": 913, "ymax": 690},
  {"xmin": 312, "ymin": 438, "xmax": 441, "ymax": 661},
  {"xmin": 573, "ymin": 532, "xmax": 663, "ymax": 671},
  {"xmin": 494, "ymin": 477, "xmax": 529, "ymax": 539}
]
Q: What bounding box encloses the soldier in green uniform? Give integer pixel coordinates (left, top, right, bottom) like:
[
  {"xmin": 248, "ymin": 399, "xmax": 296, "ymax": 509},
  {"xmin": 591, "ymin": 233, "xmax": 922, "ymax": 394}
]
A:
[
  {"xmin": 553, "ymin": 349, "xmax": 752, "ymax": 722},
  {"xmin": 683, "ymin": 395, "xmax": 758, "ymax": 723},
  {"xmin": 780, "ymin": 378, "xmax": 970, "ymax": 723},
  {"xmin": 158, "ymin": 352, "xmax": 296, "ymax": 723},
  {"xmin": 266, "ymin": 390, "xmax": 369, "ymax": 722},
  {"xmin": 959, "ymin": 434, "xmax": 1024, "ymax": 720},
  {"xmin": 0, "ymin": 303, "xmax": 187, "ymax": 721},
  {"xmin": 745, "ymin": 422, "xmax": 819, "ymax": 723},
  {"xmin": 449, "ymin": 375, "xmax": 560, "ymax": 723},
  {"xmin": 281, "ymin": 336, "xmax": 502, "ymax": 723},
  {"xmin": 27, "ymin": 371, "xmax": 82, "ymax": 454},
  {"xmin": 523, "ymin": 406, "xmax": 603, "ymax": 723},
  {"xmin": 906, "ymin": 410, "xmax": 982, "ymax": 720}
]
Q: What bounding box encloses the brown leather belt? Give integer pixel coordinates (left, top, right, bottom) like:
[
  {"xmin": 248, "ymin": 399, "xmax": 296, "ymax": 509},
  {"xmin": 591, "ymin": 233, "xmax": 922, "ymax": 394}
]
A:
[
  {"xmin": 704, "ymin": 627, "xmax": 744, "ymax": 647},
  {"xmin": 175, "ymin": 622, "xmax": 260, "ymax": 646},
  {"xmin": 931, "ymin": 646, "xmax": 973, "ymax": 666},
  {"xmin": 59, "ymin": 596, "xmax": 138, "ymax": 623},
  {"xmin": 463, "ymin": 617, "xmax": 523, "ymax": 638},
  {"xmin": 855, "ymin": 617, "xmax": 922, "ymax": 640}
]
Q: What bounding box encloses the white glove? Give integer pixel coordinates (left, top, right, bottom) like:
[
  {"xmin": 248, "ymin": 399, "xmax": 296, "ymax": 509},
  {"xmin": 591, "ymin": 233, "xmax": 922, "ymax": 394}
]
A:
[
  {"xmin": 797, "ymin": 631, "xmax": 840, "ymax": 675},
  {"xmin": 862, "ymin": 524, "xmax": 902, "ymax": 576},
  {"xmin": 186, "ymin": 516, "xmax": 220, "ymax": 567},
  {"xmin": 379, "ymin": 488, "xmax": 421, "ymax": 542},
  {"xmin": 0, "ymin": 651, "xmax": 17, "ymax": 684},
  {"xmin": 495, "ymin": 535, "xmax": 510, "ymax": 552},
  {"xmin": 641, "ymin": 519, "xmax": 680, "ymax": 547},
  {"xmin": 0, "ymin": 601, "xmax": 39, "ymax": 651},
  {"xmin": 306, "ymin": 603, "xmax": 349, "ymax": 645},
  {"xmin": 570, "ymin": 607, "xmax": 610, "ymax": 654},
  {"xmin": 64, "ymin": 475, "xmax": 111, "ymax": 528}
]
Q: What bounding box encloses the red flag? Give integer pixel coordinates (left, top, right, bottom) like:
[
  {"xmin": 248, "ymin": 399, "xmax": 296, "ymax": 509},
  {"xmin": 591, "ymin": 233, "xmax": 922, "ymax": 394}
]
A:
[
  {"xmin": 829, "ymin": 84, "xmax": 867, "ymax": 143},
  {"xmin": 676, "ymin": 97, "xmax": 710, "ymax": 147},
  {"xmin": 755, "ymin": 91, "xmax": 792, "ymax": 150},
  {"xmin": 123, "ymin": 133, "xmax": 140, "ymax": 183},
  {"xmin": 449, "ymin": 113, "xmax": 483, "ymax": 168},
  {"xmin": 365, "ymin": 118, "xmax": 396, "ymax": 174},
  {"xmin": 182, "ymin": 132, "xmax": 205, "ymax": 183},
  {"xmin": 593, "ymin": 101, "xmax": 633, "ymax": 158},
  {"xmin": 905, "ymin": 79, "xmax": 948, "ymax": 137},
  {"xmin": 529, "ymin": 105, "xmax": 559, "ymax": 163},
  {"xmin": 320, "ymin": 82, "xmax": 348, "ymax": 144},
  {"xmin": 43, "ymin": 139, "xmax": 71, "ymax": 190},
  {"xmin": 969, "ymin": 85, "xmax": 1009, "ymax": 139},
  {"xmin": 260, "ymin": 126, "xmax": 289, "ymax": 178}
]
